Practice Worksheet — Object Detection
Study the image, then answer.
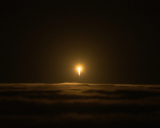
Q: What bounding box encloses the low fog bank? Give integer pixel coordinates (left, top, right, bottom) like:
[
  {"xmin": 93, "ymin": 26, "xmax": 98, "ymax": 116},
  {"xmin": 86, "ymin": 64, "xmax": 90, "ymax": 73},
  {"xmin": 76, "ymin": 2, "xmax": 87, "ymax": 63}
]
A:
[{"xmin": 0, "ymin": 83, "xmax": 160, "ymax": 127}]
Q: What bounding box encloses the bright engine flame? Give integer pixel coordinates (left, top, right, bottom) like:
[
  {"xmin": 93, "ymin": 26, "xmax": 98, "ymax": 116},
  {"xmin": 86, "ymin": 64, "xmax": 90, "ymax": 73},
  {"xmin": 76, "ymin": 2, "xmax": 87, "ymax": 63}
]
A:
[{"xmin": 77, "ymin": 67, "xmax": 81, "ymax": 76}]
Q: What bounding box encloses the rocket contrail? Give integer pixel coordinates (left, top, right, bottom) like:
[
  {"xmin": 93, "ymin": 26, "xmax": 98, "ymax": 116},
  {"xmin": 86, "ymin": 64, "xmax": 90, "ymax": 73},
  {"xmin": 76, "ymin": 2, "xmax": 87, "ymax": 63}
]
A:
[{"xmin": 78, "ymin": 67, "xmax": 81, "ymax": 76}]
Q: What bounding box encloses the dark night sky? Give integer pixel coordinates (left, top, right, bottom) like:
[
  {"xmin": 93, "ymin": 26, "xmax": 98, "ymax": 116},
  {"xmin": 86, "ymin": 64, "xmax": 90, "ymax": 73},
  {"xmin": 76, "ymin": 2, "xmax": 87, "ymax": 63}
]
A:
[{"xmin": 1, "ymin": 1, "xmax": 160, "ymax": 84}]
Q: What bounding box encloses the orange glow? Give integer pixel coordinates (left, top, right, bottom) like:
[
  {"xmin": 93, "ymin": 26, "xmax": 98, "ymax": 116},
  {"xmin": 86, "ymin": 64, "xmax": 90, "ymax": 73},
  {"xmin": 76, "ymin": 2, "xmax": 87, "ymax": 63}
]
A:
[
  {"xmin": 78, "ymin": 67, "xmax": 81, "ymax": 76},
  {"xmin": 75, "ymin": 65, "xmax": 83, "ymax": 76}
]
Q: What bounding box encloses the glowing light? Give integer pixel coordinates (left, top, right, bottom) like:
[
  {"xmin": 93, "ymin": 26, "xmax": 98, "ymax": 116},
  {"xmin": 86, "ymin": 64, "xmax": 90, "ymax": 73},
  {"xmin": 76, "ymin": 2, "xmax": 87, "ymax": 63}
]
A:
[
  {"xmin": 78, "ymin": 67, "xmax": 81, "ymax": 76},
  {"xmin": 75, "ymin": 65, "xmax": 83, "ymax": 76}
]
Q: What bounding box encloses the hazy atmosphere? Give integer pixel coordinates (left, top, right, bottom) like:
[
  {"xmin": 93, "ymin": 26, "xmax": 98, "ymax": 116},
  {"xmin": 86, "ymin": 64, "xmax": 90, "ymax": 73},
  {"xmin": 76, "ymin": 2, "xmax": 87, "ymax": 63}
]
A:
[
  {"xmin": 1, "ymin": 1, "xmax": 160, "ymax": 127},
  {"xmin": 1, "ymin": 1, "xmax": 160, "ymax": 84}
]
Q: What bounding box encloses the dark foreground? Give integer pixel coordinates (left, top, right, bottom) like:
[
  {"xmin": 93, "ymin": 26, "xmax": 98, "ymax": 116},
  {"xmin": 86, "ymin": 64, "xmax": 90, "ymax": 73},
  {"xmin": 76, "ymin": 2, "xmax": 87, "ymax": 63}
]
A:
[{"xmin": 0, "ymin": 83, "xmax": 160, "ymax": 128}]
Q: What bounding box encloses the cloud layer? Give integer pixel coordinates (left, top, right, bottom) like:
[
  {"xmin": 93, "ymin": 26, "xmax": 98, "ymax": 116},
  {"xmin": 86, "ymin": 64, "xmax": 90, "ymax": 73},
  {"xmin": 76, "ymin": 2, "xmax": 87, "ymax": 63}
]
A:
[{"xmin": 0, "ymin": 83, "xmax": 160, "ymax": 127}]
